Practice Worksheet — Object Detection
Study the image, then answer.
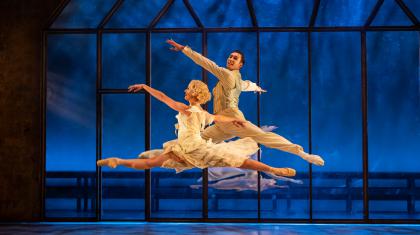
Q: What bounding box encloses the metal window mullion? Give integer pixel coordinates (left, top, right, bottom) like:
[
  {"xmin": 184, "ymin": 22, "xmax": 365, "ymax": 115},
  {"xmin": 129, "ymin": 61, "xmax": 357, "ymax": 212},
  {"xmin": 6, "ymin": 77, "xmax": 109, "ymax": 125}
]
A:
[
  {"xmin": 256, "ymin": 30, "xmax": 261, "ymax": 221},
  {"xmin": 361, "ymin": 31, "xmax": 369, "ymax": 221},
  {"xmin": 308, "ymin": 32, "xmax": 313, "ymax": 222},
  {"xmin": 96, "ymin": 30, "xmax": 103, "ymax": 221},
  {"xmin": 309, "ymin": 0, "xmax": 321, "ymax": 27},
  {"xmin": 395, "ymin": 0, "xmax": 420, "ymax": 26},
  {"xmin": 183, "ymin": 0, "xmax": 203, "ymax": 28},
  {"xmin": 98, "ymin": 0, "xmax": 124, "ymax": 29},
  {"xmin": 247, "ymin": 0, "xmax": 258, "ymax": 27},
  {"xmin": 365, "ymin": 0, "xmax": 385, "ymax": 27},
  {"xmin": 145, "ymin": 30, "xmax": 152, "ymax": 221},
  {"xmin": 149, "ymin": 0, "xmax": 175, "ymax": 28},
  {"xmin": 45, "ymin": 0, "xmax": 71, "ymax": 29},
  {"xmin": 45, "ymin": 26, "xmax": 420, "ymax": 34},
  {"xmin": 201, "ymin": 31, "xmax": 208, "ymax": 220}
]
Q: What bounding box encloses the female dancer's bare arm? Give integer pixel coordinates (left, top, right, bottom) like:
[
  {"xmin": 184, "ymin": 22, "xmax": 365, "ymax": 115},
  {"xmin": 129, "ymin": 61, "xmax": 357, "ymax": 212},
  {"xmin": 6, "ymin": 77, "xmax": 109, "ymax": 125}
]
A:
[{"xmin": 128, "ymin": 84, "xmax": 189, "ymax": 115}]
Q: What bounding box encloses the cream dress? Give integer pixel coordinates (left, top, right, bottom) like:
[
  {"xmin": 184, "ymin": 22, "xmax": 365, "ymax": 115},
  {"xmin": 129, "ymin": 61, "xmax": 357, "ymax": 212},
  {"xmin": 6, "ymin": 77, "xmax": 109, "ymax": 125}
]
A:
[{"xmin": 140, "ymin": 105, "xmax": 259, "ymax": 173}]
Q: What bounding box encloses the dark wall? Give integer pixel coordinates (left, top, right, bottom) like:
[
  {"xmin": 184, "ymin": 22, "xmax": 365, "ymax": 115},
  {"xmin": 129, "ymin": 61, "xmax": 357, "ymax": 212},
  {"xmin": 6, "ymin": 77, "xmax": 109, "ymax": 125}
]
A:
[{"xmin": 0, "ymin": 0, "xmax": 61, "ymax": 221}]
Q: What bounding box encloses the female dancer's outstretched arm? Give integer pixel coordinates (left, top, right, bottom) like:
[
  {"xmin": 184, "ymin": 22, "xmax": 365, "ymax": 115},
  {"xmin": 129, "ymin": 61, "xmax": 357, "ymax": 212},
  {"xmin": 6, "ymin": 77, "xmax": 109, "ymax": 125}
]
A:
[
  {"xmin": 128, "ymin": 83, "xmax": 246, "ymax": 126},
  {"xmin": 128, "ymin": 84, "xmax": 189, "ymax": 115}
]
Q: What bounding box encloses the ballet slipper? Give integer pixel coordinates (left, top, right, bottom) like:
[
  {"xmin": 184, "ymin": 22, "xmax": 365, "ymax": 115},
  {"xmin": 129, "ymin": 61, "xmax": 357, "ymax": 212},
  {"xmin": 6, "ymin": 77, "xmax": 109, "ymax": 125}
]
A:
[
  {"xmin": 268, "ymin": 167, "xmax": 296, "ymax": 177},
  {"xmin": 97, "ymin": 158, "xmax": 119, "ymax": 168},
  {"xmin": 298, "ymin": 151, "xmax": 325, "ymax": 166}
]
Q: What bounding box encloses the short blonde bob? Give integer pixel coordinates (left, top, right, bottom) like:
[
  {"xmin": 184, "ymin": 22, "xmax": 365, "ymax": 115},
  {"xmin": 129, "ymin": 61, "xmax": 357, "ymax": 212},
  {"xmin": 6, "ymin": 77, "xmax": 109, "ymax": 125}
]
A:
[{"xmin": 188, "ymin": 80, "xmax": 211, "ymax": 104}]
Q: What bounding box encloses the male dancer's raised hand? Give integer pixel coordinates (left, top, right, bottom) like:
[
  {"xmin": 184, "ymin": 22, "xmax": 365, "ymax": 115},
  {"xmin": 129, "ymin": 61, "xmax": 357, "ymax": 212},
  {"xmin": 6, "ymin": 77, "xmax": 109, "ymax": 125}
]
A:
[{"xmin": 166, "ymin": 39, "xmax": 185, "ymax": 51}]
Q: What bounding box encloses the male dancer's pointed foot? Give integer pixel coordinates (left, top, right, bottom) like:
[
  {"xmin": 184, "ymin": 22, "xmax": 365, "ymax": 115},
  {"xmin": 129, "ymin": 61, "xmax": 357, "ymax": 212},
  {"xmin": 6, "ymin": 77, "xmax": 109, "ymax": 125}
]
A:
[
  {"xmin": 268, "ymin": 167, "xmax": 296, "ymax": 177},
  {"xmin": 299, "ymin": 151, "xmax": 325, "ymax": 166},
  {"xmin": 97, "ymin": 157, "xmax": 119, "ymax": 168}
]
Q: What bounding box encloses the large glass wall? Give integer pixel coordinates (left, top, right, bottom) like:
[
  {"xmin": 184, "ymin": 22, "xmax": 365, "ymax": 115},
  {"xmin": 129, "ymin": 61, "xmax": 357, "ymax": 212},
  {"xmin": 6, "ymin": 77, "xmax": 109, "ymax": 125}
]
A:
[
  {"xmin": 101, "ymin": 94, "xmax": 145, "ymax": 220},
  {"xmin": 45, "ymin": 34, "xmax": 97, "ymax": 218},
  {"xmin": 51, "ymin": 0, "xmax": 116, "ymax": 28},
  {"xmin": 254, "ymin": 0, "xmax": 314, "ymax": 27},
  {"xmin": 315, "ymin": 0, "xmax": 377, "ymax": 26},
  {"xmin": 367, "ymin": 31, "xmax": 420, "ymax": 219},
  {"xmin": 311, "ymin": 32, "xmax": 363, "ymax": 219},
  {"xmin": 100, "ymin": 33, "xmax": 147, "ymax": 220},
  {"xmin": 102, "ymin": 33, "xmax": 146, "ymax": 89},
  {"xmin": 106, "ymin": 0, "xmax": 166, "ymax": 28},
  {"xmin": 189, "ymin": 0, "xmax": 253, "ymax": 27},
  {"xmin": 260, "ymin": 32, "xmax": 309, "ymax": 219}
]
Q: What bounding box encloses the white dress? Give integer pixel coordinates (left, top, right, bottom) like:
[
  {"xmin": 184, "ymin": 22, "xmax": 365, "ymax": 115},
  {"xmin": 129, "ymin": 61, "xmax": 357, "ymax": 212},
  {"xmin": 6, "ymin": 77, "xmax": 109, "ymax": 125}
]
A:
[{"xmin": 140, "ymin": 105, "xmax": 259, "ymax": 173}]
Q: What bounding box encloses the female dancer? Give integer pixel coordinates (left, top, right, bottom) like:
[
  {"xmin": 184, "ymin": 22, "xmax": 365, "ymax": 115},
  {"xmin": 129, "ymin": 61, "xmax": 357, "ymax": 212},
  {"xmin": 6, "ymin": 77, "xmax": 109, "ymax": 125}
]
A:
[{"xmin": 97, "ymin": 80, "xmax": 296, "ymax": 177}]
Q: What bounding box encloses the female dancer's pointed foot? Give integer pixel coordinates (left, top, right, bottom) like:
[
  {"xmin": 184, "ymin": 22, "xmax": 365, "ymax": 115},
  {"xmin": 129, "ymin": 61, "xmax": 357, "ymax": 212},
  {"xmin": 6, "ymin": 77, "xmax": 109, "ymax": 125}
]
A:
[
  {"xmin": 97, "ymin": 157, "xmax": 119, "ymax": 168},
  {"xmin": 298, "ymin": 152, "xmax": 325, "ymax": 166},
  {"xmin": 268, "ymin": 167, "xmax": 296, "ymax": 177}
]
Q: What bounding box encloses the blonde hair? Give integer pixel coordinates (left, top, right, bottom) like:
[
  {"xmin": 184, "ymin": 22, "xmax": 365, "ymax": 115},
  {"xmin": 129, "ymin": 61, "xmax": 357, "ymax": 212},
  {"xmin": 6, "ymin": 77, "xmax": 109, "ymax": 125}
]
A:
[{"xmin": 188, "ymin": 80, "xmax": 211, "ymax": 104}]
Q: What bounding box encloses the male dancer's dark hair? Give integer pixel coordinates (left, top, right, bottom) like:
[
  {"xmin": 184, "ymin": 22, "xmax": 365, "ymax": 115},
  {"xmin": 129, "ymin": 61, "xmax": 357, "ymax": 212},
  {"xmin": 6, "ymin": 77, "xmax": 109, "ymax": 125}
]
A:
[{"xmin": 232, "ymin": 50, "xmax": 245, "ymax": 65}]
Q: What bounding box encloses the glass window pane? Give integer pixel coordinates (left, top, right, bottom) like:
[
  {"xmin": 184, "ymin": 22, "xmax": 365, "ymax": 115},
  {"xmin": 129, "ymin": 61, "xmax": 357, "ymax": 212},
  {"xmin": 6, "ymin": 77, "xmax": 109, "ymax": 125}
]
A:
[
  {"xmin": 260, "ymin": 32, "xmax": 310, "ymax": 219},
  {"xmin": 311, "ymin": 32, "xmax": 363, "ymax": 219},
  {"xmin": 255, "ymin": 0, "xmax": 314, "ymax": 27},
  {"xmin": 46, "ymin": 34, "xmax": 97, "ymax": 218},
  {"xmin": 51, "ymin": 0, "xmax": 116, "ymax": 28},
  {"xmin": 106, "ymin": 0, "xmax": 167, "ymax": 28},
  {"xmin": 403, "ymin": 0, "xmax": 420, "ymax": 21},
  {"xmin": 189, "ymin": 0, "xmax": 252, "ymax": 27},
  {"xmin": 151, "ymin": 33, "xmax": 203, "ymax": 218},
  {"xmin": 367, "ymin": 31, "xmax": 420, "ymax": 219},
  {"xmin": 102, "ymin": 33, "xmax": 146, "ymax": 89},
  {"xmin": 371, "ymin": 0, "xmax": 413, "ymax": 26},
  {"xmin": 101, "ymin": 94, "xmax": 145, "ymax": 220},
  {"xmin": 316, "ymin": 0, "xmax": 377, "ymax": 26},
  {"xmin": 207, "ymin": 32, "xmax": 258, "ymax": 218},
  {"xmin": 156, "ymin": 0, "xmax": 197, "ymax": 28}
]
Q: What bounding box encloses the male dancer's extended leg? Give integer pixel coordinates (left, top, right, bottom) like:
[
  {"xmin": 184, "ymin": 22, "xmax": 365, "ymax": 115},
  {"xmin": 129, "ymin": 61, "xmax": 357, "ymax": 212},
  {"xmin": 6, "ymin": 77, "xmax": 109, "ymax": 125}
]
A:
[
  {"xmin": 201, "ymin": 124, "xmax": 235, "ymax": 144},
  {"xmin": 239, "ymin": 158, "xmax": 296, "ymax": 177},
  {"xmin": 208, "ymin": 121, "xmax": 324, "ymax": 166}
]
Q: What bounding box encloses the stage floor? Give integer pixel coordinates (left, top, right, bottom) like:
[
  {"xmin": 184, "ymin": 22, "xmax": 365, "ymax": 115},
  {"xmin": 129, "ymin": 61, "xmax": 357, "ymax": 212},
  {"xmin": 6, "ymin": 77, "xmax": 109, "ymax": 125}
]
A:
[{"xmin": 0, "ymin": 223, "xmax": 419, "ymax": 234}]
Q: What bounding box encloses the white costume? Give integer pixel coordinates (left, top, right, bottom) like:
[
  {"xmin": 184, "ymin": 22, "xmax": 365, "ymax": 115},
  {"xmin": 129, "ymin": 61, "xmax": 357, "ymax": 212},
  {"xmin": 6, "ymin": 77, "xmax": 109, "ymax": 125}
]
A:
[{"xmin": 140, "ymin": 105, "xmax": 258, "ymax": 173}]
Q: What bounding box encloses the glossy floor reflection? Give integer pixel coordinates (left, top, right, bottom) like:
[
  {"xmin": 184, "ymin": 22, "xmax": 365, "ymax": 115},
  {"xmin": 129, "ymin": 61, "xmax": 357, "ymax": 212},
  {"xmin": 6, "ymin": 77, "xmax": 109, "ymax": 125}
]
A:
[{"xmin": 1, "ymin": 223, "xmax": 419, "ymax": 235}]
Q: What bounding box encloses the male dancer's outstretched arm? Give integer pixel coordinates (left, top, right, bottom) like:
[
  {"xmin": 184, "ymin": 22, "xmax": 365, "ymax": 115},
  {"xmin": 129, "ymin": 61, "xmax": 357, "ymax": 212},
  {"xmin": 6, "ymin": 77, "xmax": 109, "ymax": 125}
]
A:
[
  {"xmin": 167, "ymin": 39, "xmax": 265, "ymax": 93},
  {"xmin": 241, "ymin": 80, "xmax": 266, "ymax": 93},
  {"xmin": 167, "ymin": 39, "xmax": 236, "ymax": 89}
]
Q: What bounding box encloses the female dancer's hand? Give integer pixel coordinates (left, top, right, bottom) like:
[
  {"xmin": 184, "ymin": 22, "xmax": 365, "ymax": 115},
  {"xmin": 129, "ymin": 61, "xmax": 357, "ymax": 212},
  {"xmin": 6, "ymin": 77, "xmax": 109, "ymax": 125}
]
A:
[
  {"xmin": 166, "ymin": 39, "xmax": 185, "ymax": 51},
  {"xmin": 128, "ymin": 84, "xmax": 147, "ymax": 92}
]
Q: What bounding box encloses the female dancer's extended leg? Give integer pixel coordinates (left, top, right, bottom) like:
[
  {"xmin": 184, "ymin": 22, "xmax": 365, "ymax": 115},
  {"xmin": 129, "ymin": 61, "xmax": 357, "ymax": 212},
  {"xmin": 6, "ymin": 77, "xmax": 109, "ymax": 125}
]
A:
[
  {"xmin": 98, "ymin": 153, "xmax": 295, "ymax": 177},
  {"xmin": 97, "ymin": 152, "xmax": 179, "ymax": 170}
]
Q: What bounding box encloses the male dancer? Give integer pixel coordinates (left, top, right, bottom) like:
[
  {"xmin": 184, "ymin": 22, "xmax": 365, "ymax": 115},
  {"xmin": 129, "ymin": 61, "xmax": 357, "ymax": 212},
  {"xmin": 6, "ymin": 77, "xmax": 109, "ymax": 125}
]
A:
[{"xmin": 166, "ymin": 39, "xmax": 324, "ymax": 166}]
